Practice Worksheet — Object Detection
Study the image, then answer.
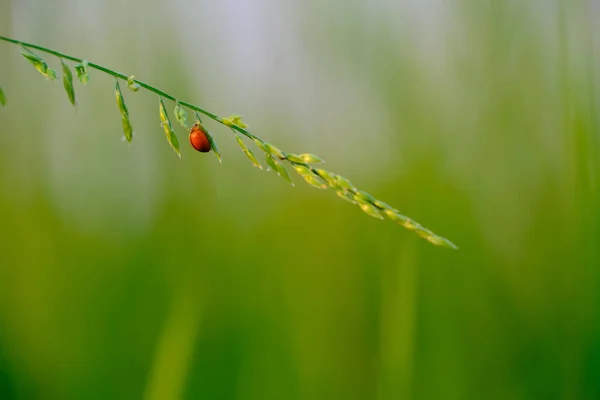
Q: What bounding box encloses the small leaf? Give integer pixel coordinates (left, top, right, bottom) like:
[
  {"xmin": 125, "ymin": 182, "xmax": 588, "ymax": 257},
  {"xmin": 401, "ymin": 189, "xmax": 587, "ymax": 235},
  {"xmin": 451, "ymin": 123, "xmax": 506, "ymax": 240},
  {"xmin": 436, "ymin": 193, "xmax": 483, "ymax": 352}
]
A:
[
  {"xmin": 127, "ymin": 75, "xmax": 140, "ymax": 92},
  {"xmin": 115, "ymin": 80, "xmax": 128, "ymax": 115},
  {"xmin": 299, "ymin": 153, "xmax": 325, "ymax": 164},
  {"xmin": 0, "ymin": 87, "xmax": 5, "ymax": 107},
  {"xmin": 61, "ymin": 59, "xmax": 76, "ymax": 105},
  {"xmin": 401, "ymin": 218, "xmax": 420, "ymax": 231},
  {"xmin": 383, "ymin": 209, "xmax": 409, "ymax": 224},
  {"xmin": 21, "ymin": 49, "xmax": 43, "ymax": 64},
  {"xmin": 314, "ymin": 169, "xmax": 336, "ymax": 186},
  {"xmin": 165, "ymin": 128, "xmax": 181, "ymax": 158},
  {"xmin": 253, "ymin": 139, "xmax": 268, "ymax": 152},
  {"xmin": 427, "ymin": 235, "xmax": 459, "ymax": 250},
  {"xmin": 353, "ymin": 192, "xmax": 384, "ymax": 219},
  {"xmin": 204, "ymin": 130, "xmax": 222, "ymax": 163},
  {"xmin": 222, "ymin": 115, "xmax": 248, "ymax": 128},
  {"xmin": 114, "ymin": 81, "xmax": 133, "ymax": 142},
  {"xmin": 354, "ymin": 190, "xmax": 377, "ymax": 204},
  {"xmin": 21, "ymin": 49, "xmax": 55, "ymax": 80},
  {"xmin": 235, "ymin": 134, "xmax": 261, "ymax": 169},
  {"xmin": 159, "ymin": 97, "xmax": 169, "ymax": 125},
  {"xmin": 412, "ymin": 225, "xmax": 458, "ymax": 249},
  {"xmin": 265, "ymin": 143, "xmax": 285, "ymax": 159},
  {"xmin": 46, "ymin": 68, "xmax": 57, "ymax": 81},
  {"xmin": 173, "ymin": 103, "xmax": 188, "ymax": 128},
  {"xmin": 284, "ymin": 153, "xmax": 305, "ymax": 163},
  {"xmin": 265, "ymin": 153, "xmax": 293, "ymax": 184},
  {"xmin": 374, "ymin": 199, "xmax": 397, "ymax": 212},
  {"xmin": 293, "ymin": 165, "xmax": 312, "ymax": 176},
  {"xmin": 74, "ymin": 60, "xmax": 89, "ymax": 85},
  {"xmin": 334, "ymin": 175, "xmax": 356, "ymax": 191},
  {"xmin": 275, "ymin": 162, "xmax": 293, "ymax": 186},
  {"xmin": 293, "ymin": 165, "xmax": 328, "ymax": 189},
  {"xmin": 122, "ymin": 115, "xmax": 133, "ymax": 143},
  {"xmin": 159, "ymin": 97, "xmax": 180, "ymax": 157},
  {"xmin": 336, "ymin": 190, "xmax": 357, "ymax": 204},
  {"xmin": 33, "ymin": 62, "xmax": 48, "ymax": 76},
  {"xmin": 265, "ymin": 153, "xmax": 278, "ymax": 172},
  {"xmin": 359, "ymin": 203, "xmax": 384, "ymax": 220}
]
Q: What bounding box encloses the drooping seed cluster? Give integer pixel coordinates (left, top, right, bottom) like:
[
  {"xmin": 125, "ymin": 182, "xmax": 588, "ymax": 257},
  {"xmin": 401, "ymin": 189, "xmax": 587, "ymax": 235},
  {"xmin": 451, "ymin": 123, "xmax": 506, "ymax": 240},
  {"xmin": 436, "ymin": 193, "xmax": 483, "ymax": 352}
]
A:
[{"xmin": 0, "ymin": 37, "xmax": 457, "ymax": 249}]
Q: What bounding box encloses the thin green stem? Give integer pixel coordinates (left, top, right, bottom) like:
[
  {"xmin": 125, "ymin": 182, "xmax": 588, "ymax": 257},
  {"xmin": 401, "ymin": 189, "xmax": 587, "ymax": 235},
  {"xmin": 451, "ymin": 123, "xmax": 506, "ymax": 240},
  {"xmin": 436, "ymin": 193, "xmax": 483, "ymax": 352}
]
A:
[{"xmin": 0, "ymin": 35, "xmax": 261, "ymax": 141}]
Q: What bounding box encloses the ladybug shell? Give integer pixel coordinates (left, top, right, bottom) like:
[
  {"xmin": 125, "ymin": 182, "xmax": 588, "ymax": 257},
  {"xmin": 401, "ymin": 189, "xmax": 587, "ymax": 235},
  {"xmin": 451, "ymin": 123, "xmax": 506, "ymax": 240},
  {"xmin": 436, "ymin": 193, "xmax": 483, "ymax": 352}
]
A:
[{"xmin": 189, "ymin": 124, "xmax": 211, "ymax": 153}]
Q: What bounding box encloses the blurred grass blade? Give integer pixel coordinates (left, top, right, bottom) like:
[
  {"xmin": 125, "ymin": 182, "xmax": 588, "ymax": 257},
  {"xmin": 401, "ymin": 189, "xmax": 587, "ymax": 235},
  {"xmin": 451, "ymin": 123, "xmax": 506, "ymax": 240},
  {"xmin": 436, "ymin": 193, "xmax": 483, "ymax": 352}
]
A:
[{"xmin": 0, "ymin": 87, "xmax": 5, "ymax": 107}]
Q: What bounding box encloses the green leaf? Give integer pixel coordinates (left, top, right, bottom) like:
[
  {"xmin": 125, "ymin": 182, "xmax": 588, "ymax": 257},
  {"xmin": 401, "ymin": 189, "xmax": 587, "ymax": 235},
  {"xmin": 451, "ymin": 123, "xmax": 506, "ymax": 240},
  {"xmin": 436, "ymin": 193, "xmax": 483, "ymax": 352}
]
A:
[
  {"xmin": 173, "ymin": 103, "xmax": 188, "ymax": 129},
  {"xmin": 284, "ymin": 153, "xmax": 305, "ymax": 163},
  {"xmin": 61, "ymin": 59, "xmax": 76, "ymax": 105},
  {"xmin": 263, "ymin": 153, "xmax": 293, "ymax": 185},
  {"xmin": 334, "ymin": 175, "xmax": 356, "ymax": 191},
  {"xmin": 20, "ymin": 49, "xmax": 43, "ymax": 64},
  {"xmin": 203, "ymin": 130, "xmax": 222, "ymax": 163},
  {"xmin": 293, "ymin": 165, "xmax": 328, "ymax": 189},
  {"xmin": 122, "ymin": 115, "xmax": 133, "ymax": 143},
  {"xmin": 299, "ymin": 153, "xmax": 325, "ymax": 164},
  {"xmin": 115, "ymin": 81, "xmax": 128, "ymax": 115},
  {"xmin": 21, "ymin": 49, "xmax": 55, "ymax": 80},
  {"xmin": 114, "ymin": 81, "xmax": 134, "ymax": 142},
  {"xmin": 235, "ymin": 134, "xmax": 262, "ymax": 169},
  {"xmin": 275, "ymin": 162, "xmax": 293, "ymax": 186},
  {"xmin": 33, "ymin": 62, "xmax": 48, "ymax": 76},
  {"xmin": 159, "ymin": 97, "xmax": 169, "ymax": 125},
  {"xmin": 265, "ymin": 153, "xmax": 278, "ymax": 172},
  {"xmin": 253, "ymin": 139, "xmax": 268, "ymax": 152},
  {"xmin": 427, "ymin": 235, "xmax": 459, "ymax": 250},
  {"xmin": 0, "ymin": 87, "xmax": 5, "ymax": 107},
  {"xmin": 374, "ymin": 199, "xmax": 397, "ymax": 212},
  {"xmin": 74, "ymin": 60, "xmax": 89, "ymax": 85},
  {"xmin": 165, "ymin": 128, "xmax": 180, "ymax": 158},
  {"xmin": 354, "ymin": 190, "xmax": 377, "ymax": 204},
  {"xmin": 127, "ymin": 75, "xmax": 140, "ymax": 92},
  {"xmin": 265, "ymin": 143, "xmax": 285, "ymax": 159},
  {"xmin": 383, "ymin": 209, "xmax": 408, "ymax": 224},
  {"xmin": 336, "ymin": 190, "xmax": 357, "ymax": 204},
  {"xmin": 314, "ymin": 169, "xmax": 336, "ymax": 186},
  {"xmin": 222, "ymin": 115, "xmax": 248, "ymax": 128},
  {"xmin": 46, "ymin": 68, "xmax": 57, "ymax": 81},
  {"xmin": 358, "ymin": 202, "xmax": 384, "ymax": 220},
  {"xmin": 159, "ymin": 98, "xmax": 180, "ymax": 157}
]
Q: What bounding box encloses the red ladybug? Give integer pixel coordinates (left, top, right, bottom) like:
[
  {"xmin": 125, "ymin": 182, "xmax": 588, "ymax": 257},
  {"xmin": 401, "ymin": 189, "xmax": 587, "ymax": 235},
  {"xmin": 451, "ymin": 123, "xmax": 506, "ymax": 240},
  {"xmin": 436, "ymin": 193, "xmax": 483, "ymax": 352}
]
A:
[{"xmin": 189, "ymin": 123, "xmax": 211, "ymax": 153}]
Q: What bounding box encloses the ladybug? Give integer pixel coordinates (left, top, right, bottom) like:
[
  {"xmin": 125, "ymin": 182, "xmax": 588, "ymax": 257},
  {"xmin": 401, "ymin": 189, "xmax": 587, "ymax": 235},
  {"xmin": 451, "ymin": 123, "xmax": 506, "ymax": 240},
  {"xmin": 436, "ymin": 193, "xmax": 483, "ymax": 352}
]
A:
[{"xmin": 189, "ymin": 123, "xmax": 211, "ymax": 153}]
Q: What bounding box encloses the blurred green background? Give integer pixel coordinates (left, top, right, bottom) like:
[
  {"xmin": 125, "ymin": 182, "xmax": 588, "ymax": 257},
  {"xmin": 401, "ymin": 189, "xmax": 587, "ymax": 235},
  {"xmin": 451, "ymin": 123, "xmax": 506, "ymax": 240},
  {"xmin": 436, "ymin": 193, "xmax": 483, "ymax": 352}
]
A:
[{"xmin": 0, "ymin": 0, "xmax": 599, "ymax": 399}]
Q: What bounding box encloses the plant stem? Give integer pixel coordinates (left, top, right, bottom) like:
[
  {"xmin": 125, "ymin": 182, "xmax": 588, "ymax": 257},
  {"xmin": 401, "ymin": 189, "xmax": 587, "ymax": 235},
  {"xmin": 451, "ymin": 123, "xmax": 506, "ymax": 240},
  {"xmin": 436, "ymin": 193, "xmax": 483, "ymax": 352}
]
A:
[
  {"xmin": 0, "ymin": 35, "xmax": 261, "ymax": 142},
  {"xmin": 0, "ymin": 35, "xmax": 457, "ymax": 249}
]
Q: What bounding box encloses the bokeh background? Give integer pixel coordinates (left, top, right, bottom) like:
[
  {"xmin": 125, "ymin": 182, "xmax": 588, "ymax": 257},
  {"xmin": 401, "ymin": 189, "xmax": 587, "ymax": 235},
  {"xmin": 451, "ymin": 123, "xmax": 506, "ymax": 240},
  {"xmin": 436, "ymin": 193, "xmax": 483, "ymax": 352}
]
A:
[{"xmin": 0, "ymin": 0, "xmax": 599, "ymax": 399}]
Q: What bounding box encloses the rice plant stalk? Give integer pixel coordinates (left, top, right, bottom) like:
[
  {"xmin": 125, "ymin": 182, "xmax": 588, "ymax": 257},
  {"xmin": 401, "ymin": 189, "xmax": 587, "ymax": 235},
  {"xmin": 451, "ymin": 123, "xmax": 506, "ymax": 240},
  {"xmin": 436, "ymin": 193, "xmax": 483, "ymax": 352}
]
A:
[{"xmin": 0, "ymin": 35, "xmax": 457, "ymax": 249}]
